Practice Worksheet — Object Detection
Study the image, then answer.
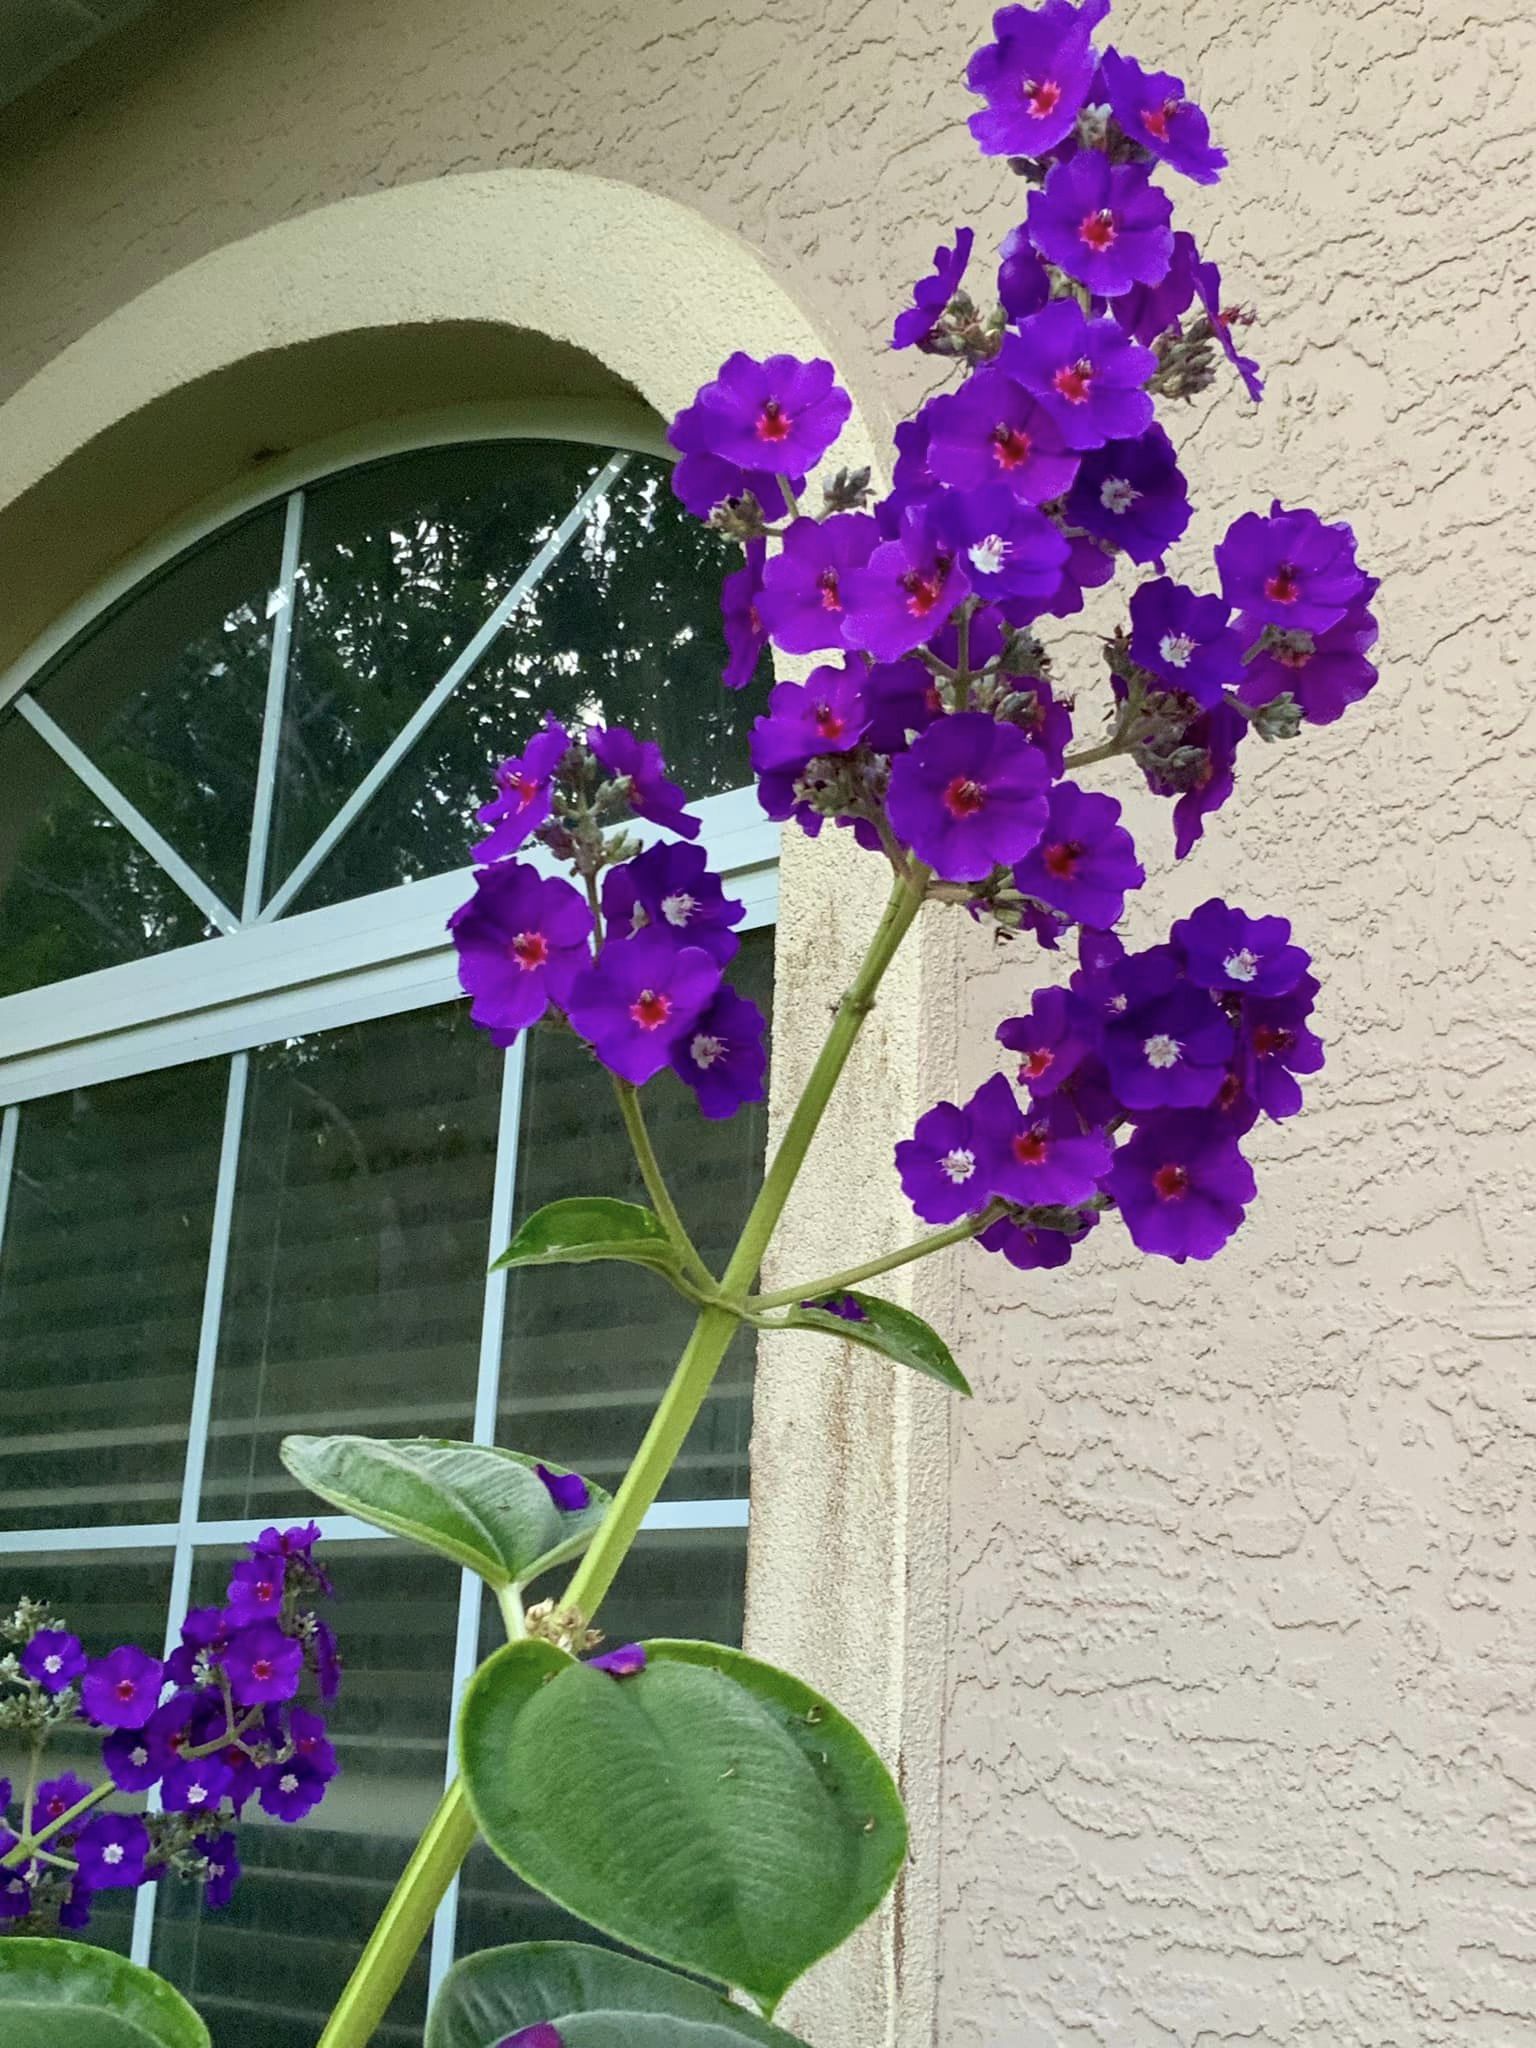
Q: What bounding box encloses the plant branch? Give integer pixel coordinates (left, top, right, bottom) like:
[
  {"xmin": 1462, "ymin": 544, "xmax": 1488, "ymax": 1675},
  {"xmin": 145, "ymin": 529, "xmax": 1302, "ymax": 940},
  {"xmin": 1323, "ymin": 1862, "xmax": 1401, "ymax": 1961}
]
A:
[{"xmin": 750, "ymin": 1201, "xmax": 1005, "ymax": 1310}]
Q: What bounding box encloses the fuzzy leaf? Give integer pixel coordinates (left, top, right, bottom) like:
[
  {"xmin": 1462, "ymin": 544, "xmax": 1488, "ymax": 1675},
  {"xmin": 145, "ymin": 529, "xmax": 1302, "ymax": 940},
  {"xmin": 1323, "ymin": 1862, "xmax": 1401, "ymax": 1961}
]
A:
[
  {"xmin": 491, "ymin": 1198, "xmax": 680, "ymax": 1275},
  {"xmin": 776, "ymin": 1289, "xmax": 971, "ymax": 1396},
  {"xmin": 0, "ymin": 1940, "xmax": 209, "ymax": 2048}
]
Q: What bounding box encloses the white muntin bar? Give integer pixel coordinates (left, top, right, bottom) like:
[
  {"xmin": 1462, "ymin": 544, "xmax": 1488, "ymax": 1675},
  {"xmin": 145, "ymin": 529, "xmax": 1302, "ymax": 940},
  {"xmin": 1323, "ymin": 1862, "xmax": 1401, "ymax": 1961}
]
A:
[
  {"xmin": 0, "ymin": 1104, "xmax": 18, "ymax": 1265},
  {"xmin": 12, "ymin": 692, "xmax": 241, "ymax": 936},
  {"xmin": 241, "ymin": 489, "xmax": 306, "ymax": 924},
  {"xmin": 256, "ymin": 453, "xmax": 631, "ymax": 926}
]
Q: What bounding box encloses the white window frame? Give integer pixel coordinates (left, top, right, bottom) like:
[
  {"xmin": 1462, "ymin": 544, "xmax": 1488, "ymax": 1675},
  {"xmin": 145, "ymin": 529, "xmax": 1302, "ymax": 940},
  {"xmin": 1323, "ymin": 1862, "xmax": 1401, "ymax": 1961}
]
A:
[{"xmin": 0, "ymin": 401, "xmax": 777, "ymax": 1998}]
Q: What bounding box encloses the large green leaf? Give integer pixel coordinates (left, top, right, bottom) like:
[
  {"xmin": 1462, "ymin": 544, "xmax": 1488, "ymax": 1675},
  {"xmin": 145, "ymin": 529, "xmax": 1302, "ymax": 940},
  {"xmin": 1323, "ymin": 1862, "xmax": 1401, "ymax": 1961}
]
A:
[
  {"xmin": 459, "ymin": 1639, "xmax": 907, "ymax": 2011},
  {"xmin": 491, "ymin": 1198, "xmax": 680, "ymax": 1275},
  {"xmin": 0, "ymin": 1939, "xmax": 209, "ymax": 2048},
  {"xmin": 776, "ymin": 1289, "xmax": 971, "ymax": 1396},
  {"xmin": 278, "ymin": 1436, "xmax": 610, "ymax": 1591},
  {"xmin": 427, "ymin": 1942, "xmax": 809, "ymax": 2048},
  {"xmin": 556, "ymin": 2020, "xmax": 778, "ymax": 2047}
]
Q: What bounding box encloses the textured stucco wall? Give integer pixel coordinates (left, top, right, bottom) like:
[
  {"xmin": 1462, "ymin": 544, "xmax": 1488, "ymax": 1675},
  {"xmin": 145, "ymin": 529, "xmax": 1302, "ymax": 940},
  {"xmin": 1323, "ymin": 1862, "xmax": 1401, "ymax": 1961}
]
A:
[{"xmin": 0, "ymin": 0, "xmax": 1531, "ymax": 2044}]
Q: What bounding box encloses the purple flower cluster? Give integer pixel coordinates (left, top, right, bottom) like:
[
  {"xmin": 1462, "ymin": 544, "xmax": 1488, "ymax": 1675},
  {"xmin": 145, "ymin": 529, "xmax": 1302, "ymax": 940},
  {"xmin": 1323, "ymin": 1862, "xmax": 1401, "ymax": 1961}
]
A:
[{"xmin": 0, "ymin": 1527, "xmax": 339, "ymax": 1934}]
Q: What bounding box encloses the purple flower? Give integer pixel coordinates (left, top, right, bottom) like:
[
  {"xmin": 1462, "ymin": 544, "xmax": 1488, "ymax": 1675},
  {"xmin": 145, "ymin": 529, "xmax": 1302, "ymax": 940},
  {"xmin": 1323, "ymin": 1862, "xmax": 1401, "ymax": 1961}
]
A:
[
  {"xmin": 893, "ymin": 227, "xmax": 975, "ymax": 350},
  {"xmin": 164, "ymin": 1605, "xmax": 230, "ymax": 1688},
  {"xmin": 1042, "ymin": 530, "xmax": 1118, "ymax": 620},
  {"xmin": 589, "ymin": 1643, "xmax": 647, "ymax": 1678},
  {"xmin": 969, "ymin": 1072, "xmax": 1111, "ymax": 1206},
  {"xmin": 668, "ymin": 352, "xmax": 852, "ymax": 476},
  {"xmin": 451, "ymin": 864, "xmax": 593, "ymax": 1041},
  {"xmin": 81, "ymin": 1647, "xmax": 164, "ymax": 1731},
  {"xmin": 750, "ymin": 666, "xmax": 870, "ymax": 828},
  {"xmin": 670, "ymin": 985, "xmax": 769, "ymax": 1121},
  {"xmin": 1107, "ymin": 1113, "xmax": 1256, "ymax": 1261},
  {"xmin": 58, "ymin": 1882, "xmax": 92, "ymax": 1930},
  {"xmin": 1236, "ymin": 595, "xmax": 1380, "ymax": 726},
  {"xmin": 20, "ymin": 1629, "xmax": 86, "ymax": 1694},
  {"xmin": 1193, "ymin": 257, "xmax": 1264, "ymax": 402},
  {"xmin": 721, "ymin": 539, "xmax": 768, "ymax": 690},
  {"xmin": 931, "ymin": 486, "xmax": 1069, "ymax": 608},
  {"xmin": 997, "ymin": 985, "xmax": 1095, "ymax": 1096},
  {"xmin": 1001, "ymin": 301, "xmax": 1156, "ymax": 449},
  {"xmin": 32, "ymin": 1772, "xmax": 93, "ymax": 1830},
  {"xmin": 588, "ymin": 725, "xmax": 701, "ymax": 841},
  {"xmin": 0, "ymin": 1864, "xmax": 32, "ymax": 1920},
  {"xmin": 258, "ymin": 1755, "xmax": 329, "ymax": 1823},
  {"xmin": 1240, "ymin": 976, "xmax": 1325, "ymax": 1121},
  {"xmin": 1067, "ymin": 425, "xmax": 1190, "ymax": 563},
  {"xmin": 253, "ymin": 1522, "xmax": 323, "ymax": 1563},
  {"xmin": 497, "ymin": 2027, "xmax": 565, "ymax": 2048},
  {"xmin": 202, "ymin": 1831, "xmax": 241, "ymax": 1911},
  {"xmin": 1173, "ymin": 898, "xmax": 1310, "ymax": 998},
  {"xmin": 473, "ymin": 718, "xmax": 572, "ymax": 863},
  {"xmin": 1113, "ymin": 228, "xmax": 1200, "ymax": 345},
  {"xmin": 757, "ymin": 514, "xmax": 879, "ymax": 654},
  {"xmin": 535, "ymin": 1463, "xmax": 592, "ymax": 1513},
  {"xmin": 226, "ymin": 1555, "xmax": 286, "ymax": 1624},
  {"xmin": 1027, "ymin": 155, "xmax": 1174, "ymax": 298},
  {"xmin": 102, "ymin": 1721, "xmax": 169, "ymax": 1794},
  {"xmin": 1104, "ymin": 954, "xmax": 1235, "ymax": 1110},
  {"xmin": 602, "ymin": 841, "xmax": 745, "ymax": 967},
  {"xmin": 222, "ymin": 1623, "xmax": 304, "ymax": 1707},
  {"xmin": 840, "ymin": 505, "xmax": 972, "ymax": 661},
  {"xmin": 162, "ymin": 1755, "xmax": 233, "ymax": 1817},
  {"xmin": 1129, "ymin": 577, "xmax": 1243, "ymax": 706},
  {"xmin": 1216, "ymin": 503, "xmax": 1370, "ymax": 635},
  {"xmin": 313, "ymin": 1619, "xmax": 342, "ymax": 1705},
  {"xmin": 865, "ymin": 658, "xmax": 944, "ymax": 754},
  {"xmin": 966, "ymin": 0, "xmax": 1108, "ymax": 158},
  {"xmin": 287, "ymin": 1706, "xmax": 340, "ymax": 1782},
  {"xmin": 804, "ymin": 1292, "xmax": 868, "ymax": 1322},
  {"xmin": 670, "ymin": 452, "xmax": 799, "ymax": 525},
  {"xmin": 924, "ymin": 370, "xmax": 1080, "ymax": 504},
  {"xmin": 74, "ymin": 1813, "xmax": 150, "ymax": 1890},
  {"xmin": 887, "ymin": 714, "xmax": 1050, "ymax": 881},
  {"xmin": 979, "ymin": 1210, "xmax": 1096, "ymax": 1268},
  {"xmin": 896, "ymin": 1097, "xmax": 995, "ymax": 1225},
  {"xmin": 565, "ymin": 930, "xmax": 720, "ymax": 1085},
  {"xmin": 1101, "ymin": 48, "xmax": 1227, "ymax": 184},
  {"xmin": 998, "ymin": 224, "xmax": 1052, "ymax": 322},
  {"xmin": 1013, "ymin": 780, "xmax": 1144, "ymax": 930}
]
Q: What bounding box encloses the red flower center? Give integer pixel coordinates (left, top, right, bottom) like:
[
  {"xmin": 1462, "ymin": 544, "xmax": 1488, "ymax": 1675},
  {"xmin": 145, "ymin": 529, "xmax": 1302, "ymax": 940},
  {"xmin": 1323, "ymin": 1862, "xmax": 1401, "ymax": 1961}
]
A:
[
  {"xmin": 812, "ymin": 702, "xmax": 846, "ymax": 743},
  {"xmin": 1252, "ymin": 1023, "xmax": 1296, "ymax": 1058},
  {"xmin": 1152, "ymin": 1163, "xmax": 1190, "ymax": 1201},
  {"xmin": 816, "ymin": 567, "xmax": 844, "ymax": 613},
  {"xmin": 1052, "ymin": 359, "xmax": 1094, "ymax": 404},
  {"xmin": 1275, "ymin": 635, "xmax": 1315, "ymax": 670},
  {"xmin": 1141, "ymin": 99, "xmax": 1178, "ymax": 143},
  {"xmin": 1042, "ymin": 839, "xmax": 1081, "ymax": 880},
  {"xmin": 901, "ymin": 569, "xmax": 946, "ymax": 617},
  {"xmin": 503, "ymin": 770, "xmax": 539, "ymax": 806},
  {"xmin": 755, "ymin": 399, "xmax": 792, "ymax": 444},
  {"xmin": 114, "ymin": 1678, "xmax": 137, "ymax": 1702},
  {"xmin": 252, "ymin": 1658, "xmax": 274, "ymax": 1682},
  {"xmin": 1023, "ymin": 76, "xmax": 1062, "ymax": 119},
  {"xmin": 1264, "ymin": 563, "xmax": 1301, "ymax": 605},
  {"xmin": 990, "ymin": 423, "xmax": 1034, "ymax": 471},
  {"xmin": 510, "ymin": 929, "xmax": 549, "ymax": 971},
  {"xmin": 630, "ymin": 989, "xmax": 673, "ymax": 1031},
  {"xmin": 1021, "ymin": 1048, "xmax": 1054, "ymax": 1081},
  {"xmin": 942, "ymin": 776, "xmax": 987, "ymax": 820},
  {"xmin": 1011, "ymin": 1128, "xmax": 1050, "ymax": 1167},
  {"xmin": 1079, "ymin": 209, "xmax": 1118, "ymax": 253}
]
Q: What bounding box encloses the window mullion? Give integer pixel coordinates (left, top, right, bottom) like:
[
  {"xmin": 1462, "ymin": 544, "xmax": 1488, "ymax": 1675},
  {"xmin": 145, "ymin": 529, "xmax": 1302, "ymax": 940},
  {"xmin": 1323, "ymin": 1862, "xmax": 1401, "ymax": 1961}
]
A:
[{"xmin": 241, "ymin": 490, "xmax": 306, "ymax": 924}]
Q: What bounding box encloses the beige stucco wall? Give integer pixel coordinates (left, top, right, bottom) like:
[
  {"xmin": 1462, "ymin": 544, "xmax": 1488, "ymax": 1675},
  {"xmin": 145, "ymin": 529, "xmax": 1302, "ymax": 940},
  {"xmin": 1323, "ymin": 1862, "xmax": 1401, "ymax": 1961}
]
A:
[{"xmin": 0, "ymin": 1, "xmax": 1531, "ymax": 2045}]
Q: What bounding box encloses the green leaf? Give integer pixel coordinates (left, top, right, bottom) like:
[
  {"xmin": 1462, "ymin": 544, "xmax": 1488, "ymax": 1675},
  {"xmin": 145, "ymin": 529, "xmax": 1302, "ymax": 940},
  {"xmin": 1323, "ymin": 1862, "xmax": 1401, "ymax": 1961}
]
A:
[
  {"xmin": 427, "ymin": 1942, "xmax": 810, "ymax": 2048},
  {"xmin": 0, "ymin": 1939, "xmax": 209, "ymax": 2048},
  {"xmin": 776, "ymin": 1289, "xmax": 971, "ymax": 1396},
  {"xmin": 557, "ymin": 2020, "xmax": 779, "ymax": 2048},
  {"xmin": 278, "ymin": 1436, "xmax": 610, "ymax": 1591},
  {"xmin": 458, "ymin": 1639, "xmax": 907, "ymax": 2011},
  {"xmin": 491, "ymin": 1198, "xmax": 681, "ymax": 1275}
]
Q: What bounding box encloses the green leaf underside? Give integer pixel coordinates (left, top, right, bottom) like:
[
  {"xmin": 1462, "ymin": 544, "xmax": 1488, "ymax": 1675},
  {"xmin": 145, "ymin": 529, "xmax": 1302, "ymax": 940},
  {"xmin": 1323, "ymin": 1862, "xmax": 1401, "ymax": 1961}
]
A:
[
  {"xmin": 0, "ymin": 1939, "xmax": 210, "ymax": 2048},
  {"xmin": 779, "ymin": 1289, "xmax": 971, "ymax": 1396},
  {"xmin": 278, "ymin": 1436, "xmax": 610, "ymax": 1591},
  {"xmin": 491, "ymin": 1198, "xmax": 681, "ymax": 1274},
  {"xmin": 458, "ymin": 1640, "xmax": 907, "ymax": 2010},
  {"xmin": 426, "ymin": 1942, "xmax": 810, "ymax": 2048}
]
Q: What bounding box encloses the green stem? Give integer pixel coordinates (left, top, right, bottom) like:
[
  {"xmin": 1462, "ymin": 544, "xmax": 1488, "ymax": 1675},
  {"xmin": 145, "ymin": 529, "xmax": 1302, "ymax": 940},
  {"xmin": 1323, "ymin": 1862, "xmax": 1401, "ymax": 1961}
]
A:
[
  {"xmin": 751, "ymin": 1201, "xmax": 1004, "ymax": 1312},
  {"xmin": 613, "ymin": 1079, "xmax": 713, "ymax": 1289}
]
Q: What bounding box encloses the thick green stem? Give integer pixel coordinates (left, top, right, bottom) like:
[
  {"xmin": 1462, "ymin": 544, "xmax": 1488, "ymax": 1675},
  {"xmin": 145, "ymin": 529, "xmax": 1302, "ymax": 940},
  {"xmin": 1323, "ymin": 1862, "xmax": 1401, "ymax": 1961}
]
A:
[
  {"xmin": 751, "ymin": 1200, "xmax": 1004, "ymax": 1312},
  {"xmin": 613, "ymin": 1078, "xmax": 713, "ymax": 1289}
]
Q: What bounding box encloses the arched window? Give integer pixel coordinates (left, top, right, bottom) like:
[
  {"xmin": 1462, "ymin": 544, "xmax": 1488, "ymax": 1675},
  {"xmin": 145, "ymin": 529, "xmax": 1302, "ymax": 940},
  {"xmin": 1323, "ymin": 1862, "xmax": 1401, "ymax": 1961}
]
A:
[{"xmin": 0, "ymin": 426, "xmax": 774, "ymax": 2040}]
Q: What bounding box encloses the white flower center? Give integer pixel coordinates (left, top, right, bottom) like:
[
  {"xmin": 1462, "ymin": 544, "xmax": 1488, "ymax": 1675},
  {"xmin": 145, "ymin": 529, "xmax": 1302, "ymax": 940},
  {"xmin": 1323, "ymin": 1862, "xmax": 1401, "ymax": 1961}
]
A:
[
  {"xmin": 1223, "ymin": 948, "xmax": 1260, "ymax": 982},
  {"xmin": 1158, "ymin": 631, "xmax": 1194, "ymax": 669},
  {"xmin": 689, "ymin": 1032, "xmax": 726, "ymax": 1071},
  {"xmin": 940, "ymin": 1147, "xmax": 976, "ymax": 1184},
  {"xmin": 661, "ymin": 891, "xmax": 698, "ymax": 928},
  {"xmin": 43, "ymin": 1655, "xmax": 61, "ymax": 1673},
  {"xmin": 969, "ymin": 535, "xmax": 1007, "ymax": 576},
  {"xmin": 1100, "ymin": 477, "xmax": 1139, "ymax": 514},
  {"xmin": 1143, "ymin": 1032, "xmax": 1183, "ymax": 1070},
  {"xmin": 280, "ymin": 1773, "xmax": 299, "ymax": 1795},
  {"xmin": 130, "ymin": 1746, "xmax": 148, "ymax": 1768},
  {"xmin": 188, "ymin": 1785, "xmax": 208, "ymax": 1806},
  {"xmin": 103, "ymin": 1844, "xmax": 124, "ymax": 1866}
]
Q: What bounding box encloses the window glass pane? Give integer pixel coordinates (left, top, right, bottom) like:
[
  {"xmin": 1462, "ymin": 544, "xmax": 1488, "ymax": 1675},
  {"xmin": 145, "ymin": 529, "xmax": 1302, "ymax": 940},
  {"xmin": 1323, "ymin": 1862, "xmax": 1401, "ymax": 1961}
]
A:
[
  {"xmin": 287, "ymin": 453, "xmax": 762, "ymax": 917},
  {"xmin": 454, "ymin": 1524, "xmax": 747, "ymax": 1962},
  {"xmin": 0, "ymin": 716, "xmax": 219, "ymax": 998},
  {"xmin": 0, "ymin": 1546, "xmax": 174, "ymax": 1957},
  {"xmin": 32, "ymin": 504, "xmax": 286, "ymax": 914},
  {"xmin": 499, "ymin": 928, "xmax": 772, "ymax": 1501},
  {"xmin": 199, "ymin": 1007, "xmax": 505, "ymax": 1523},
  {"xmin": 0, "ymin": 1060, "xmax": 229, "ymax": 1529},
  {"xmin": 150, "ymin": 1540, "xmax": 458, "ymax": 2048}
]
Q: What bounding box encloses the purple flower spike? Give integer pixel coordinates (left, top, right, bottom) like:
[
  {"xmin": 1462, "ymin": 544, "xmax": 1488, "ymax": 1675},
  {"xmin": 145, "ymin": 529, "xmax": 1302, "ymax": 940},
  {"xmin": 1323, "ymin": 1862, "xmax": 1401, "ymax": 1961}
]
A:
[
  {"xmin": 668, "ymin": 352, "xmax": 852, "ymax": 477},
  {"xmin": 450, "ymin": 863, "xmax": 594, "ymax": 1043},
  {"xmin": 1001, "ymin": 301, "xmax": 1156, "ymax": 450},
  {"xmin": 1216, "ymin": 503, "xmax": 1370, "ymax": 635},
  {"xmin": 888, "ymin": 714, "xmax": 1050, "ymax": 882},
  {"xmin": 81, "ymin": 1646, "xmax": 164, "ymax": 1731},
  {"xmin": 565, "ymin": 930, "xmax": 721, "ymax": 1086},
  {"xmin": 497, "ymin": 2027, "xmax": 565, "ymax": 2048},
  {"xmin": 924, "ymin": 370, "xmax": 1080, "ymax": 505},
  {"xmin": 966, "ymin": 0, "xmax": 1108, "ymax": 158},
  {"xmin": 474, "ymin": 718, "xmax": 572, "ymax": 864},
  {"xmin": 1067, "ymin": 426, "xmax": 1191, "ymax": 564},
  {"xmin": 1107, "ymin": 1112, "xmax": 1257, "ymax": 1262},
  {"xmin": 588, "ymin": 725, "xmax": 701, "ymax": 841},
  {"xmin": 602, "ymin": 840, "xmax": 746, "ymax": 967},
  {"xmin": 535, "ymin": 1463, "xmax": 592, "ymax": 1514},
  {"xmin": 1236, "ymin": 593, "xmax": 1380, "ymax": 726},
  {"xmin": 1013, "ymin": 779, "xmax": 1145, "ymax": 931},
  {"xmin": 721, "ymin": 539, "xmax": 768, "ymax": 691},
  {"xmin": 222, "ymin": 1623, "xmax": 304, "ymax": 1707},
  {"xmin": 670, "ymin": 984, "xmax": 769, "ymax": 1121},
  {"xmin": 589, "ymin": 1643, "xmax": 647, "ymax": 1679},
  {"xmin": 757, "ymin": 514, "xmax": 879, "ymax": 654},
  {"xmin": 967, "ymin": 1072, "xmax": 1110, "ymax": 1208},
  {"xmin": 20, "ymin": 1629, "xmax": 86, "ymax": 1694},
  {"xmin": 1173, "ymin": 898, "xmax": 1311, "ymax": 998},
  {"xmin": 1100, "ymin": 48, "xmax": 1227, "ymax": 184},
  {"xmin": 74, "ymin": 1812, "xmax": 151, "ymax": 1890},
  {"xmin": 893, "ymin": 227, "xmax": 975, "ymax": 350},
  {"xmin": 1027, "ymin": 155, "xmax": 1174, "ymax": 299},
  {"xmin": 840, "ymin": 505, "xmax": 973, "ymax": 662},
  {"xmin": 1129, "ymin": 578, "xmax": 1244, "ymax": 707},
  {"xmin": 895, "ymin": 1096, "xmax": 995, "ymax": 1226}
]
